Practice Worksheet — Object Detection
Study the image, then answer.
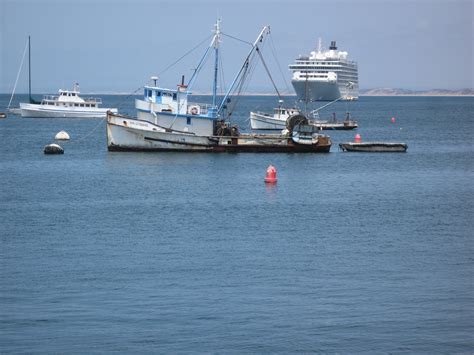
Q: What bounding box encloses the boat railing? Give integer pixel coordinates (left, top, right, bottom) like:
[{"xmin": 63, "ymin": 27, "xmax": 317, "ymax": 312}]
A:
[
  {"xmin": 82, "ymin": 97, "xmax": 102, "ymax": 104},
  {"xmin": 41, "ymin": 95, "xmax": 102, "ymax": 104},
  {"xmin": 42, "ymin": 95, "xmax": 59, "ymax": 101},
  {"xmin": 253, "ymin": 111, "xmax": 273, "ymax": 117}
]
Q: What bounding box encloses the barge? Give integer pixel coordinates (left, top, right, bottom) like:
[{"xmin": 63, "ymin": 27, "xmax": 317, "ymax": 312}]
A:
[{"xmin": 339, "ymin": 142, "xmax": 407, "ymax": 152}]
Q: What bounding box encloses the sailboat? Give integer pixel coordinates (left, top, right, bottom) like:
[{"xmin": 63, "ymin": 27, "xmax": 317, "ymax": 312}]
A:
[
  {"xmin": 106, "ymin": 21, "xmax": 332, "ymax": 152},
  {"xmin": 8, "ymin": 36, "xmax": 118, "ymax": 118}
]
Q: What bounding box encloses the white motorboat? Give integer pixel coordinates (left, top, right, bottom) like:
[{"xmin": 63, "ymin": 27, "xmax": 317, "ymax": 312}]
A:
[
  {"xmin": 8, "ymin": 36, "xmax": 117, "ymax": 118},
  {"xmin": 250, "ymin": 106, "xmax": 300, "ymax": 130},
  {"xmin": 20, "ymin": 83, "xmax": 118, "ymax": 118}
]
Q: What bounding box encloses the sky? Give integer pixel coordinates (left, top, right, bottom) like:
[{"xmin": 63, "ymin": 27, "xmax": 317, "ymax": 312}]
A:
[{"xmin": 0, "ymin": 0, "xmax": 473, "ymax": 94}]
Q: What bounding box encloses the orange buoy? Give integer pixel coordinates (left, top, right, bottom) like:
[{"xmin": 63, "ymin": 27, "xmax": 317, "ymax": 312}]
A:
[
  {"xmin": 354, "ymin": 134, "xmax": 361, "ymax": 143},
  {"xmin": 391, "ymin": 116, "xmax": 396, "ymax": 123},
  {"xmin": 264, "ymin": 165, "xmax": 277, "ymax": 183}
]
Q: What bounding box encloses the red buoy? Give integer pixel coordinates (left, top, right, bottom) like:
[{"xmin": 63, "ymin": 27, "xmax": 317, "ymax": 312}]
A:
[
  {"xmin": 354, "ymin": 134, "xmax": 361, "ymax": 143},
  {"xmin": 391, "ymin": 116, "xmax": 396, "ymax": 123},
  {"xmin": 264, "ymin": 165, "xmax": 277, "ymax": 183}
]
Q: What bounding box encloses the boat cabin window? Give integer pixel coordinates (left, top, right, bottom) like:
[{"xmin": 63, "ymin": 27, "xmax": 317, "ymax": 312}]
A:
[
  {"xmin": 187, "ymin": 117, "xmax": 191, "ymax": 125},
  {"xmin": 172, "ymin": 93, "xmax": 177, "ymax": 101},
  {"xmin": 80, "ymin": 104, "xmax": 84, "ymax": 107},
  {"xmin": 156, "ymin": 91, "xmax": 161, "ymax": 97},
  {"xmin": 74, "ymin": 103, "xmax": 79, "ymax": 107}
]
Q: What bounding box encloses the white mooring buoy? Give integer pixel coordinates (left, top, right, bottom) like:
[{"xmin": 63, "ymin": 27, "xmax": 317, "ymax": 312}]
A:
[
  {"xmin": 55, "ymin": 130, "xmax": 70, "ymax": 140},
  {"xmin": 44, "ymin": 143, "xmax": 64, "ymax": 155}
]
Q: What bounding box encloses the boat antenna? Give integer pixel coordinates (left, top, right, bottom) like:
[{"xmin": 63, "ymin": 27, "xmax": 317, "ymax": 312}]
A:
[
  {"xmin": 211, "ymin": 18, "xmax": 221, "ymax": 107},
  {"xmin": 317, "ymin": 37, "xmax": 322, "ymax": 53}
]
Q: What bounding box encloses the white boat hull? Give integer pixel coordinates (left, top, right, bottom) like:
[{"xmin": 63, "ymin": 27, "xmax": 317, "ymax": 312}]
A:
[
  {"xmin": 107, "ymin": 114, "xmax": 217, "ymax": 151},
  {"xmin": 19, "ymin": 103, "xmax": 117, "ymax": 118},
  {"xmin": 250, "ymin": 112, "xmax": 287, "ymax": 130}
]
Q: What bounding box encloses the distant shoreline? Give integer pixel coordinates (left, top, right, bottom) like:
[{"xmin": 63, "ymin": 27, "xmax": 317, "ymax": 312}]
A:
[{"xmin": 2, "ymin": 92, "xmax": 473, "ymax": 97}]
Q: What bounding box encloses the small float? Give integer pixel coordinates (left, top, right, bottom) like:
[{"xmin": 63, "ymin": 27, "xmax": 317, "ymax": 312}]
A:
[
  {"xmin": 55, "ymin": 130, "xmax": 70, "ymax": 140},
  {"xmin": 44, "ymin": 143, "xmax": 64, "ymax": 155}
]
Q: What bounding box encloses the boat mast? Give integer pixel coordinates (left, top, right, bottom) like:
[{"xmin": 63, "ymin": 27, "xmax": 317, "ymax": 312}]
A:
[
  {"xmin": 28, "ymin": 35, "xmax": 32, "ymax": 103},
  {"xmin": 211, "ymin": 19, "xmax": 221, "ymax": 107}
]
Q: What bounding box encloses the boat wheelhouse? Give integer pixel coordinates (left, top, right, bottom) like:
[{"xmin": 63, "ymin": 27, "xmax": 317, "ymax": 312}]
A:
[{"xmin": 134, "ymin": 79, "xmax": 217, "ymax": 137}]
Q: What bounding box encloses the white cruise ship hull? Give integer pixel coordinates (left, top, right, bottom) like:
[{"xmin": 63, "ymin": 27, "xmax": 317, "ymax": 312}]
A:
[
  {"xmin": 20, "ymin": 103, "xmax": 118, "ymax": 118},
  {"xmin": 292, "ymin": 80, "xmax": 344, "ymax": 102}
]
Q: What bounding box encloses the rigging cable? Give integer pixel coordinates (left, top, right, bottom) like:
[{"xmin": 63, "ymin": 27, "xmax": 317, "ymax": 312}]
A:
[
  {"xmin": 114, "ymin": 34, "xmax": 213, "ymax": 111},
  {"xmin": 8, "ymin": 39, "xmax": 29, "ymax": 109},
  {"xmin": 157, "ymin": 34, "xmax": 213, "ymax": 77},
  {"xmin": 269, "ymin": 34, "xmax": 292, "ymax": 94},
  {"xmin": 255, "ymin": 46, "xmax": 281, "ymax": 99},
  {"xmin": 221, "ymin": 32, "xmax": 252, "ymax": 46}
]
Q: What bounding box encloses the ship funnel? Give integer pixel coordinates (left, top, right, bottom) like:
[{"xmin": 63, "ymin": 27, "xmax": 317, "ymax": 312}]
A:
[{"xmin": 329, "ymin": 41, "xmax": 337, "ymax": 50}]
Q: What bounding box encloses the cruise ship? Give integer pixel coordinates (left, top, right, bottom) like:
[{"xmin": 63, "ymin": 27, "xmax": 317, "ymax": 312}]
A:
[{"xmin": 289, "ymin": 39, "xmax": 359, "ymax": 101}]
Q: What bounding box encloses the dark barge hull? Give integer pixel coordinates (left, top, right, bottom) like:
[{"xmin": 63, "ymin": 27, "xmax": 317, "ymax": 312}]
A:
[
  {"xmin": 108, "ymin": 139, "xmax": 331, "ymax": 153},
  {"xmin": 339, "ymin": 142, "xmax": 407, "ymax": 152},
  {"xmin": 313, "ymin": 121, "xmax": 358, "ymax": 130}
]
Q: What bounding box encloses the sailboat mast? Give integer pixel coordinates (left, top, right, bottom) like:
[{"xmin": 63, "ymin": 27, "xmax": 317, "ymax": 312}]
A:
[
  {"xmin": 211, "ymin": 20, "xmax": 221, "ymax": 107},
  {"xmin": 28, "ymin": 35, "xmax": 32, "ymax": 103}
]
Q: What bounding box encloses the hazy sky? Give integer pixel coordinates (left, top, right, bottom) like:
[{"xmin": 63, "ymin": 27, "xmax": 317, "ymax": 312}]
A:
[{"xmin": 1, "ymin": 0, "xmax": 472, "ymax": 94}]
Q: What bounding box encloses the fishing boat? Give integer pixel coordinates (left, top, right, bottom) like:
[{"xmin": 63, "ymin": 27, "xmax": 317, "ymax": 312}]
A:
[
  {"xmin": 8, "ymin": 36, "xmax": 117, "ymax": 118},
  {"xmin": 107, "ymin": 21, "xmax": 331, "ymax": 153},
  {"xmin": 339, "ymin": 142, "xmax": 407, "ymax": 152},
  {"xmin": 250, "ymin": 96, "xmax": 358, "ymax": 131}
]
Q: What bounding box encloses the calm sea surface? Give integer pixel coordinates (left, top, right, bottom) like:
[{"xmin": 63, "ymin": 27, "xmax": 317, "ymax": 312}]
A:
[{"xmin": 1, "ymin": 95, "xmax": 473, "ymax": 353}]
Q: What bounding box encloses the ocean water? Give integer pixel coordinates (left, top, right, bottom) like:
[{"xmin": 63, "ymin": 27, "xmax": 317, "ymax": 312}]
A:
[{"xmin": 0, "ymin": 95, "xmax": 473, "ymax": 353}]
